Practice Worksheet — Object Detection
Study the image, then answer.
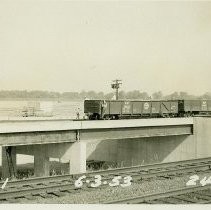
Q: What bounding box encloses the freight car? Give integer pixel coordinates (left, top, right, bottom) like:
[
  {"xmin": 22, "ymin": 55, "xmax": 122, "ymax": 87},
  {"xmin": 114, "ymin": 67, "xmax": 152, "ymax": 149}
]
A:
[
  {"xmin": 178, "ymin": 100, "xmax": 211, "ymax": 117},
  {"xmin": 84, "ymin": 99, "xmax": 211, "ymax": 120}
]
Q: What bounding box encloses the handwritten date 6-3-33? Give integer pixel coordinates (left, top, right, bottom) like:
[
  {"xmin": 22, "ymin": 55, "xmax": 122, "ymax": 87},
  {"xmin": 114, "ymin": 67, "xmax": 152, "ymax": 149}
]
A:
[{"xmin": 74, "ymin": 175, "xmax": 132, "ymax": 188}]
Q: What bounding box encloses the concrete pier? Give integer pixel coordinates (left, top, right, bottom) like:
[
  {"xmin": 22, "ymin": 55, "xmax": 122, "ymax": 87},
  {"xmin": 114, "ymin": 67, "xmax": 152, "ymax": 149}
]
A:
[
  {"xmin": 1, "ymin": 146, "xmax": 17, "ymax": 179},
  {"xmin": 68, "ymin": 142, "xmax": 86, "ymax": 174},
  {"xmin": 34, "ymin": 145, "xmax": 50, "ymax": 177}
]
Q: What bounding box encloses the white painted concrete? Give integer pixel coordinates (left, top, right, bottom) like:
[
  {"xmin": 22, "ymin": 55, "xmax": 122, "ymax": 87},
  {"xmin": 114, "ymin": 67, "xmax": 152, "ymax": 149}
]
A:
[
  {"xmin": 0, "ymin": 117, "xmax": 193, "ymax": 133},
  {"xmin": 81, "ymin": 118, "xmax": 193, "ymax": 129},
  {"xmin": 0, "ymin": 120, "xmax": 81, "ymax": 133},
  {"xmin": 68, "ymin": 142, "xmax": 86, "ymax": 174}
]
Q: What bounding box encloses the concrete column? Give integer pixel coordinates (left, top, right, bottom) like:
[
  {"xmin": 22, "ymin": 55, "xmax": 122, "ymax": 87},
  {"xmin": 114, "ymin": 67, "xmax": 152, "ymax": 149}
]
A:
[
  {"xmin": 68, "ymin": 142, "xmax": 86, "ymax": 174},
  {"xmin": 1, "ymin": 146, "xmax": 17, "ymax": 179},
  {"xmin": 34, "ymin": 145, "xmax": 50, "ymax": 177}
]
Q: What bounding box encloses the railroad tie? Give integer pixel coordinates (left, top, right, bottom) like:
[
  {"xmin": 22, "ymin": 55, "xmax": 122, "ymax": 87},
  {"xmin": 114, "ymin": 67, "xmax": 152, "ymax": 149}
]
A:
[
  {"xmin": 191, "ymin": 192, "xmax": 211, "ymax": 201},
  {"xmin": 50, "ymin": 191, "xmax": 67, "ymax": 197},
  {"xmin": 5, "ymin": 198, "xmax": 18, "ymax": 203},
  {"xmin": 24, "ymin": 195, "xmax": 37, "ymax": 200},
  {"xmin": 158, "ymin": 197, "xmax": 184, "ymax": 204},
  {"xmin": 173, "ymin": 195, "xmax": 204, "ymax": 203},
  {"xmin": 38, "ymin": 193, "xmax": 53, "ymax": 199}
]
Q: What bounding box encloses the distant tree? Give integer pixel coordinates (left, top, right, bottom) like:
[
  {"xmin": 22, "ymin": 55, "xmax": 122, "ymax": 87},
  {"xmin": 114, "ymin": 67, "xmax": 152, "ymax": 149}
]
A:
[
  {"xmin": 48, "ymin": 91, "xmax": 60, "ymax": 98},
  {"xmin": 62, "ymin": 92, "xmax": 79, "ymax": 99},
  {"xmin": 105, "ymin": 92, "xmax": 114, "ymax": 100},
  {"xmin": 78, "ymin": 91, "xmax": 99, "ymax": 99},
  {"xmin": 139, "ymin": 92, "xmax": 149, "ymax": 100},
  {"xmin": 165, "ymin": 92, "xmax": 179, "ymax": 100},
  {"xmin": 200, "ymin": 92, "xmax": 211, "ymax": 100},
  {"xmin": 152, "ymin": 91, "xmax": 163, "ymax": 100},
  {"xmin": 179, "ymin": 92, "xmax": 188, "ymax": 99},
  {"xmin": 79, "ymin": 91, "xmax": 87, "ymax": 99},
  {"xmin": 87, "ymin": 91, "xmax": 97, "ymax": 99},
  {"xmin": 96, "ymin": 91, "xmax": 104, "ymax": 99},
  {"xmin": 0, "ymin": 90, "xmax": 210, "ymax": 101},
  {"xmin": 125, "ymin": 90, "xmax": 140, "ymax": 99},
  {"xmin": 118, "ymin": 91, "xmax": 126, "ymax": 99}
]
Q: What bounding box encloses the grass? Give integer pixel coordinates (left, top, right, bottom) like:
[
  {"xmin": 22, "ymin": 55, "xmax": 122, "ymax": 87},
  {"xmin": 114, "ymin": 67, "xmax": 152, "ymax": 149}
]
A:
[{"xmin": 0, "ymin": 160, "xmax": 119, "ymax": 180}]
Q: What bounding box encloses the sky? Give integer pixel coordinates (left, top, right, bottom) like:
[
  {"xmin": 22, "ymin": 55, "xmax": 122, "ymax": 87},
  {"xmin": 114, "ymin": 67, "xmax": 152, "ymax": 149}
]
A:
[{"xmin": 0, "ymin": 1, "xmax": 211, "ymax": 95}]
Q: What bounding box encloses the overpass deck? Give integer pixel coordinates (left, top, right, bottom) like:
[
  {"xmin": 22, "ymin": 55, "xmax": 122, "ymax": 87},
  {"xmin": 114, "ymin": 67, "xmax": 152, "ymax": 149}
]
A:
[
  {"xmin": 0, "ymin": 118, "xmax": 193, "ymax": 146},
  {"xmin": 0, "ymin": 118, "xmax": 193, "ymax": 133}
]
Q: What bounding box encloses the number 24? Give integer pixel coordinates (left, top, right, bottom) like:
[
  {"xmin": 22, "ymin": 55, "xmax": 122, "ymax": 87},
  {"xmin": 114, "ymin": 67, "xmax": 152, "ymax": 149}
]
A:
[{"xmin": 186, "ymin": 175, "xmax": 211, "ymax": 186}]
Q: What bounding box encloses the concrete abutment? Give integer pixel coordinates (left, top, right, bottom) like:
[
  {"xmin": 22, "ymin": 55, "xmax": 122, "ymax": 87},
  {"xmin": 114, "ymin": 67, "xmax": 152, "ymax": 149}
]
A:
[{"xmin": 86, "ymin": 117, "xmax": 211, "ymax": 166}]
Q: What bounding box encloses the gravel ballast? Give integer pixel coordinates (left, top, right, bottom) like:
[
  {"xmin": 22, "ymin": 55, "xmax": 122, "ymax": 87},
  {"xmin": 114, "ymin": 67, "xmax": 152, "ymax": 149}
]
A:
[{"xmin": 15, "ymin": 171, "xmax": 211, "ymax": 204}]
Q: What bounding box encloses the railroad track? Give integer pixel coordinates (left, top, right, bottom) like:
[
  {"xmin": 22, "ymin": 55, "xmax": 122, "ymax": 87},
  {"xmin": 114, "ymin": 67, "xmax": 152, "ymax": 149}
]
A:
[
  {"xmin": 104, "ymin": 185, "xmax": 211, "ymax": 204},
  {"xmin": 0, "ymin": 157, "xmax": 211, "ymax": 203}
]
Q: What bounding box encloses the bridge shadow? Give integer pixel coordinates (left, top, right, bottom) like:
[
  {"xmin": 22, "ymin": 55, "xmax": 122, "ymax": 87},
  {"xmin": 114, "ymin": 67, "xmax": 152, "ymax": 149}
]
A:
[{"xmin": 86, "ymin": 134, "xmax": 196, "ymax": 167}]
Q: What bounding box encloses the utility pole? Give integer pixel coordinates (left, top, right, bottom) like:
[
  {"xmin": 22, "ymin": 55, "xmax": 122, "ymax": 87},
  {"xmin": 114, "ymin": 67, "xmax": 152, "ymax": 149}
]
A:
[{"xmin": 111, "ymin": 79, "xmax": 122, "ymax": 100}]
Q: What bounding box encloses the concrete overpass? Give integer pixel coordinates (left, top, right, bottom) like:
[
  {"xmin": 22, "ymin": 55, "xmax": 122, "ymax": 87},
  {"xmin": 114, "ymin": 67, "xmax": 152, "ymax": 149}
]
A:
[
  {"xmin": 0, "ymin": 117, "xmax": 209, "ymax": 178},
  {"xmin": 0, "ymin": 118, "xmax": 193, "ymax": 146}
]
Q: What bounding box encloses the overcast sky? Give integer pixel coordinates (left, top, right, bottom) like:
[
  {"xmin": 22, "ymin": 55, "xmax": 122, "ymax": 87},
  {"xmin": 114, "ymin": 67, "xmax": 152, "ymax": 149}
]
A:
[{"xmin": 0, "ymin": 1, "xmax": 211, "ymax": 95}]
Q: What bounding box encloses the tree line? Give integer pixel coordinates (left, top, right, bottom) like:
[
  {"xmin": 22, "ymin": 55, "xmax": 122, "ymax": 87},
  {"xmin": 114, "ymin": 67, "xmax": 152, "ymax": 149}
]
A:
[{"xmin": 0, "ymin": 90, "xmax": 210, "ymax": 100}]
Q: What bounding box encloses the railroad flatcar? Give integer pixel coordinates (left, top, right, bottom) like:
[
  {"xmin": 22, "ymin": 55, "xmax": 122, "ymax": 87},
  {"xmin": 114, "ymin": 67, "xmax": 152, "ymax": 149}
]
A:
[{"xmin": 84, "ymin": 99, "xmax": 211, "ymax": 120}]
